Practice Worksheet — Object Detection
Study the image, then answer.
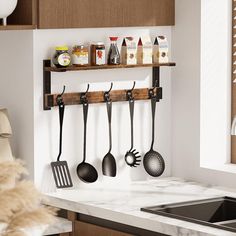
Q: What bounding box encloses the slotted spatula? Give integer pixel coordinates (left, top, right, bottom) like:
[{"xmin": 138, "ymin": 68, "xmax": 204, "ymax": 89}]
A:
[{"xmin": 51, "ymin": 95, "xmax": 73, "ymax": 188}]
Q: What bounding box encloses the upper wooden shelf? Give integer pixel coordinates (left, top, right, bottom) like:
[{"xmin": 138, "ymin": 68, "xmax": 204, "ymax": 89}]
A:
[
  {"xmin": 0, "ymin": 25, "xmax": 36, "ymax": 31},
  {"xmin": 44, "ymin": 62, "xmax": 176, "ymax": 73}
]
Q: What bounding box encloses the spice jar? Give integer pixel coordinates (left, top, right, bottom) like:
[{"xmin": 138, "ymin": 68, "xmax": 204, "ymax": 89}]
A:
[
  {"xmin": 91, "ymin": 43, "xmax": 106, "ymax": 66},
  {"xmin": 53, "ymin": 46, "xmax": 71, "ymax": 68},
  {"xmin": 72, "ymin": 45, "xmax": 89, "ymax": 66}
]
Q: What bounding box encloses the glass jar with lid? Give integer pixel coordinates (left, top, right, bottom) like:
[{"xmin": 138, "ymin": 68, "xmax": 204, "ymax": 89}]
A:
[
  {"xmin": 72, "ymin": 44, "xmax": 89, "ymax": 66},
  {"xmin": 53, "ymin": 46, "xmax": 71, "ymax": 68},
  {"xmin": 90, "ymin": 43, "xmax": 106, "ymax": 66}
]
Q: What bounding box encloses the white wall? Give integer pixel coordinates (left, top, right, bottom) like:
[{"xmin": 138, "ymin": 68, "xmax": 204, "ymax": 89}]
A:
[
  {"xmin": 172, "ymin": 0, "xmax": 236, "ymax": 188},
  {"xmin": 1, "ymin": 1, "xmax": 236, "ymax": 191},
  {"xmin": 200, "ymin": 0, "xmax": 232, "ymax": 170},
  {"xmin": 0, "ymin": 31, "xmax": 34, "ymax": 179},
  {"xmin": 33, "ymin": 27, "xmax": 173, "ymax": 192}
]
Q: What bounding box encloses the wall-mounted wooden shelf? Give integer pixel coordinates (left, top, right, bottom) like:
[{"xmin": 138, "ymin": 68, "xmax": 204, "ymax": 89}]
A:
[
  {"xmin": 43, "ymin": 59, "xmax": 175, "ymax": 110},
  {"xmin": 45, "ymin": 62, "xmax": 176, "ymax": 72}
]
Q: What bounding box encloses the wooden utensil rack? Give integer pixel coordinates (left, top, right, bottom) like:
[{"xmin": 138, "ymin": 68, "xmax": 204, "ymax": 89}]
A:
[{"xmin": 43, "ymin": 60, "xmax": 176, "ymax": 110}]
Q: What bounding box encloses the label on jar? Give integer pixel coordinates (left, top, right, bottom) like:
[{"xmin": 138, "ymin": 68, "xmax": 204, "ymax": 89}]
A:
[
  {"xmin": 95, "ymin": 49, "xmax": 105, "ymax": 65},
  {"xmin": 58, "ymin": 53, "xmax": 71, "ymax": 66},
  {"xmin": 72, "ymin": 52, "xmax": 89, "ymax": 65}
]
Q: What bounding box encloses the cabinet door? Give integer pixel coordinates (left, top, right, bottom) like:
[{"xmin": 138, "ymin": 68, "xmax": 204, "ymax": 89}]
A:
[
  {"xmin": 74, "ymin": 221, "xmax": 133, "ymax": 236},
  {"xmin": 122, "ymin": 0, "xmax": 174, "ymax": 27},
  {"xmin": 37, "ymin": 0, "xmax": 174, "ymax": 29}
]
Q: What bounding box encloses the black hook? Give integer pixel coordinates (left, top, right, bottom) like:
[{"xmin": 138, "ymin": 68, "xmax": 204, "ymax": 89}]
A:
[
  {"xmin": 80, "ymin": 84, "xmax": 90, "ymax": 103},
  {"xmin": 104, "ymin": 82, "xmax": 113, "ymax": 102},
  {"xmin": 56, "ymin": 85, "xmax": 66, "ymax": 105},
  {"xmin": 127, "ymin": 81, "xmax": 136, "ymax": 101},
  {"xmin": 131, "ymin": 81, "xmax": 136, "ymax": 92},
  {"xmin": 153, "ymin": 80, "xmax": 158, "ymax": 89}
]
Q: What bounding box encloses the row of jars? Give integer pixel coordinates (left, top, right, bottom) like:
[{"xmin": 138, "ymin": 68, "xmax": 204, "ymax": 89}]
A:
[{"xmin": 53, "ymin": 37, "xmax": 120, "ymax": 68}]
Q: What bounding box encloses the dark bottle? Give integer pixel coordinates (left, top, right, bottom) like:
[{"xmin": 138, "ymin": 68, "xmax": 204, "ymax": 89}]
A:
[{"xmin": 108, "ymin": 37, "xmax": 120, "ymax": 65}]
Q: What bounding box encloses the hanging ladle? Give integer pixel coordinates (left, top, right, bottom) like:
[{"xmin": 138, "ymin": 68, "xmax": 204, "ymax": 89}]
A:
[
  {"xmin": 143, "ymin": 87, "xmax": 165, "ymax": 177},
  {"xmin": 125, "ymin": 82, "xmax": 141, "ymax": 167},
  {"xmin": 102, "ymin": 83, "xmax": 117, "ymax": 177},
  {"xmin": 77, "ymin": 85, "xmax": 98, "ymax": 183}
]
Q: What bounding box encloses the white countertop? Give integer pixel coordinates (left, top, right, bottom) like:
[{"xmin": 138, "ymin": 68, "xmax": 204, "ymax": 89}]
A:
[{"xmin": 44, "ymin": 177, "xmax": 236, "ymax": 236}]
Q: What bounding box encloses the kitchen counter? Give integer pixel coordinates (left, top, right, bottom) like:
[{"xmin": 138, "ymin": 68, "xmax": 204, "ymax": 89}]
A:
[{"xmin": 44, "ymin": 177, "xmax": 236, "ymax": 236}]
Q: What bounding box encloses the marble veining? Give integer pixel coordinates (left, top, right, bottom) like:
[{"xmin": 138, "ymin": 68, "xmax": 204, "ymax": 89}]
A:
[
  {"xmin": 43, "ymin": 217, "xmax": 72, "ymax": 235},
  {"xmin": 44, "ymin": 177, "xmax": 236, "ymax": 236}
]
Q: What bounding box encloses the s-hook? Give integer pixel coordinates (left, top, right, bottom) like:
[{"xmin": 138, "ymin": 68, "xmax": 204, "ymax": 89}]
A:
[
  {"xmin": 56, "ymin": 85, "xmax": 66, "ymax": 105},
  {"xmin": 126, "ymin": 81, "xmax": 136, "ymax": 101},
  {"xmin": 104, "ymin": 82, "xmax": 113, "ymax": 102},
  {"xmin": 80, "ymin": 84, "xmax": 90, "ymax": 104}
]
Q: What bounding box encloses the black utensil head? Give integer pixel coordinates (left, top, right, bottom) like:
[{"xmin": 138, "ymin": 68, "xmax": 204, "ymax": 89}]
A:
[
  {"xmin": 51, "ymin": 161, "xmax": 73, "ymax": 188},
  {"xmin": 125, "ymin": 149, "xmax": 141, "ymax": 167},
  {"xmin": 143, "ymin": 150, "xmax": 165, "ymax": 177},
  {"xmin": 102, "ymin": 153, "xmax": 117, "ymax": 177},
  {"xmin": 77, "ymin": 162, "xmax": 98, "ymax": 183}
]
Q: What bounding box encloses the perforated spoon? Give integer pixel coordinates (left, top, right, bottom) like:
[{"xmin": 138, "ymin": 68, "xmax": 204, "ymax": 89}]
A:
[{"xmin": 143, "ymin": 91, "xmax": 165, "ymax": 177}]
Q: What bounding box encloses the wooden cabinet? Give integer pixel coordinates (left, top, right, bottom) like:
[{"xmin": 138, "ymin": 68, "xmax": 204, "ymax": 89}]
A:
[
  {"xmin": 2, "ymin": 0, "xmax": 36, "ymax": 30},
  {"xmin": 0, "ymin": 0, "xmax": 174, "ymax": 30},
  {"xmin": 65, "ymin": 211, "xmax": 168, "ymax": 236},
  {"xmin": 37, "ymin": 0, "xmax": 175, "ymax": 29},
  {"xmin": 74, "ymin": 221, "xmax": 133, "ymax": 236}
]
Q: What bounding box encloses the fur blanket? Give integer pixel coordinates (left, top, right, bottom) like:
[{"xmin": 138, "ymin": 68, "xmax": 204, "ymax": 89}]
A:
[{"xmin": 0, "ymin": 160, "xmax": 56, "ymax": 236}]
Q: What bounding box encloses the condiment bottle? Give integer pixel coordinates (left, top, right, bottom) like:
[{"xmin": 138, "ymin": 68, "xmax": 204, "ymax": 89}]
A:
[
  {"xmin": 108, "ymin": 37, "xmax": 120, "ymax": 65},
  {"xmin": 91, "ymin": 43, "xmax": 106, "ymax": 66},
  {"xmin": 53, "ymin": 46, "xmax": 71, "ymax": 68}
]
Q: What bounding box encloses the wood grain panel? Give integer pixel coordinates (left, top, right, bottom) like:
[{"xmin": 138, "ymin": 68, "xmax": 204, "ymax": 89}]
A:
[
  {"xmin": 0, "ymin": 25, "xmax": 35, "ymax": 30},
  {"xmin": 38, "ymin": 0, "xmax": 175, "ymax": 29},
  {"xmin": 45, "ymin": 87, "xmax": 162, "ymax": 108},
  {"xmin": 74, "ymin": 221, "xmax": 133, "ymax": 236},
  {"xmin": 123, "ymin": 0, "xmax": 174, "ymax": 27},
  {"xmin": 44, "ymin": 62, "xmax": 176, "ymax": 72}
]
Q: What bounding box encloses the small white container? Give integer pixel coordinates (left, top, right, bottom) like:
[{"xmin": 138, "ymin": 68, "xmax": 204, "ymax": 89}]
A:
[
  {"xmin": 137, "ymin": 36, "xmax": 153, "ymax": 64},
  {"xmin": 0, "ymin": 0, "xmax": 18, "ymax": 26},
  {"xmin": 121, "ymin": 37, "xmax": 137, "ymax": 65},
  {"xmin": 153, "ymin": 36, "xmax": 169, "ymax": 64}
]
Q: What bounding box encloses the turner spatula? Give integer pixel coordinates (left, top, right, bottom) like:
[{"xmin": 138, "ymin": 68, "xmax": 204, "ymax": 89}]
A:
[{"xmin": 51, "ymin": 95, "xmax": 73, "ymax": 188}]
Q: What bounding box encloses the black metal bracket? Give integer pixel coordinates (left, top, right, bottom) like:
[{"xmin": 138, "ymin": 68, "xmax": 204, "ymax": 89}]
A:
[
  {"xmin": 43, "ymin": 60, "xmax": 52, "ymax": 110},
  {"xmin": 152, "ymin": 67, "xmax": 162, "ymax": 101}
]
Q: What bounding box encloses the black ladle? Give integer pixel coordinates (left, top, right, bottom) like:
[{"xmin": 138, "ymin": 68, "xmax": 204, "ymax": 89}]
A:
[
  {"xmin": 77, "ymin": 87, "xmax": 98, "ymax": 183},
  {"xmin": 102, "ymin": 83, "xmax": 117, "ymax": 177},
  {"xmin": 125, "ymin": 82, "xmax": 141, "ymax": 167},
  {"xmin": 143, "ymin": 89, "xmax": 165, "ymax": 177}
]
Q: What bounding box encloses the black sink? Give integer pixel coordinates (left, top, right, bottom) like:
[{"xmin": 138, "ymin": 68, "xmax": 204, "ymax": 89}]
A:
[{"xmin": 141, "ymin": 197, "xmax": 236, "ymax": 233}]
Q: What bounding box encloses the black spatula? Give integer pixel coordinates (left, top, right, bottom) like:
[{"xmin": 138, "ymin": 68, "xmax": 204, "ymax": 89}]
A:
[{"xmin": 51, "ymin": 95, "xmax": 73, "ymax": 188}]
